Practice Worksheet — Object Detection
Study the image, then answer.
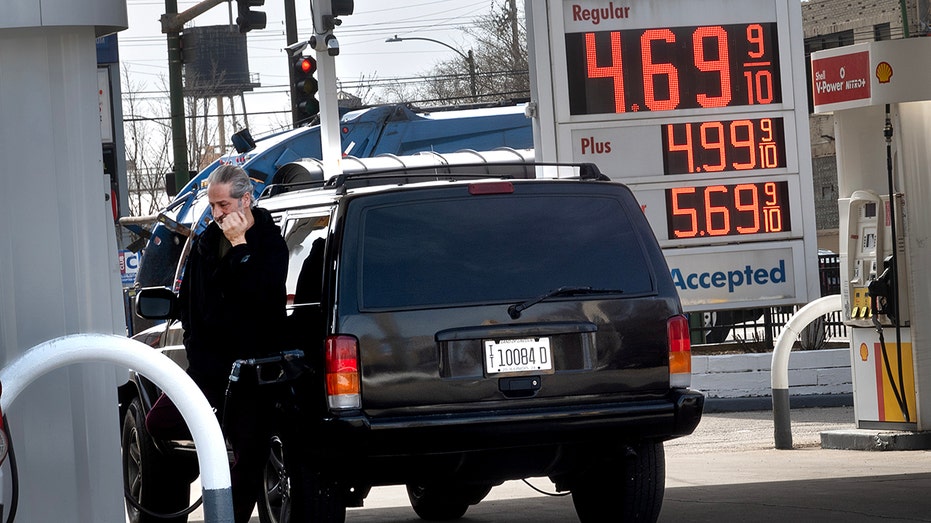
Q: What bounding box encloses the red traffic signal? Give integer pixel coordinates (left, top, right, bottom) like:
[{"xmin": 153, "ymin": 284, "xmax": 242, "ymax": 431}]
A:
[
  {"xmin": 290, "ymin": 54, "xmax": 319, "ymax": 125},
  {"xmin": 299, "ymin": 57, "xmax": 316, "ymax": 75}
]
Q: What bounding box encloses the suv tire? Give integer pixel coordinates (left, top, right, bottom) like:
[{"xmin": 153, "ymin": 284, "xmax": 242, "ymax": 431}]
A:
[
  {"xmin": 121, "ymin": 396, "xmax": 192, "ymax": 523},
  {"xmin": 258, "ymin": 436, "xmax": 290, "ymax": 523},
  {"xmin": 259, "ymin": 434, "xmax": 347, "ymax": 523},
  {"xmin": 571, "ymin": 440, "xmax": 665, "ymax": 523}
]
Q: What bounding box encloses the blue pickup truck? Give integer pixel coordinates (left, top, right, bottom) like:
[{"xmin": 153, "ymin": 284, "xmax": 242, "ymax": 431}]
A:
[{"xmin": 127, "ymin": 102, "xmax": 533, "ymax": 292}]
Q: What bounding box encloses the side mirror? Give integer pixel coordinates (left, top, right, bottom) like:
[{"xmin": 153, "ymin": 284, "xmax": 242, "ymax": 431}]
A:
[{"xmin": 135, "ymin": 286, "xmax": 179, "ymax": 320}]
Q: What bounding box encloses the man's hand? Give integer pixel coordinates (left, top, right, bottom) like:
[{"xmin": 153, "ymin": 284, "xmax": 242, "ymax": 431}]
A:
[{"xmin": 217, "ymin": 210, "xmax": 248, "ymax": 246}]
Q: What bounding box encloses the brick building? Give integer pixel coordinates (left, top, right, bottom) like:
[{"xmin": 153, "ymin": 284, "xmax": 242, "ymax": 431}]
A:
[{"xmin": 801, "ymin": 0, "xmax": 925, "ymax": 252}]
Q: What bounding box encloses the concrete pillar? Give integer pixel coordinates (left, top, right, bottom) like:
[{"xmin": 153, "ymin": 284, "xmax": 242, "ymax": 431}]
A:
[{"xmin": 0, "ymin": 1, "xmax": 127, "ymax": 521}]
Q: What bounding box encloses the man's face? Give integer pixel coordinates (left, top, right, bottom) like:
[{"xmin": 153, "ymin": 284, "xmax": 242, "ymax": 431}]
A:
[{"xmin": 208, "ymin": 182, "xmax": 248, "ymax": 223}]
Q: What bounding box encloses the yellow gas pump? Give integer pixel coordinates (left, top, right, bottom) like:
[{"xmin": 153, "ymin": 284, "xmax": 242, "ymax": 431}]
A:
[
  {"xmin": 839, "ymin": 189, "xmax": 914, "ymax": 427},
  {"xmin": 813, "ymin": 38, "xmax": 931, "ymax": 432}
]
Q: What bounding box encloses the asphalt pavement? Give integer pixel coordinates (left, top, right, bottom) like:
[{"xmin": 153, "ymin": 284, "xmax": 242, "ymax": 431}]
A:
[{"xmin": 187, "ymin": 405, "xmax": 931, "ymax": 522}]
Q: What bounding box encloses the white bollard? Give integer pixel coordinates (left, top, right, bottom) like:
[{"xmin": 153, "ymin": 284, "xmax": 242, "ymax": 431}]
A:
[
  {"xmin": 0, "ymin": 334, "xmax": 233, "ymax": 523},
  {"xmin": 770, "ymin": 295, "xmax": 843, "ymax": 449}
]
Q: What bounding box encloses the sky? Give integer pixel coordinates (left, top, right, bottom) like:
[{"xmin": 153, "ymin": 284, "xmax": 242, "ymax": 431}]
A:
[{"xmin": 118, "ymin": 0, "xmax": 502, "ymax": 136}]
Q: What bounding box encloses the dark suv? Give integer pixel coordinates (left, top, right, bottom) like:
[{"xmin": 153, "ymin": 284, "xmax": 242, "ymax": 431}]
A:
[{"xmin": 122, "ymin": 150, "xmax": 703, "ymax": 523}]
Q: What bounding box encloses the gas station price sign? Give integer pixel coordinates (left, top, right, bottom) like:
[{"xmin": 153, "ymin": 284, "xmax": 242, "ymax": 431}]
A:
[
  {"xmin": 528, "ymin": 0, "xmax": 819, "ymax": 310},
  {"xmin": 662, "ymin": 117, "xmax": 787, "ymax": 174},
  {"xmin": 666, "ymin": 180, "xmax": 791, "ymax": 239},
  {"xmin": 565, "ymin": 23, "xmax": 781, "ymax": 115}
]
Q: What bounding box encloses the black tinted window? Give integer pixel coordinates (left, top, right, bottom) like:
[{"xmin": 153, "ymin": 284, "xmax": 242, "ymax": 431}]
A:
[{"xmin": 358, "ymin": 193, "xmax": 654, "ymax": 309}]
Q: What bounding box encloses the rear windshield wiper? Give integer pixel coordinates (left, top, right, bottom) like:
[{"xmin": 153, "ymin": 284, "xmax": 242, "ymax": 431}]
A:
[{"xmin": 507, "ymin": 286, "xmax": 624, "ymax": 319}]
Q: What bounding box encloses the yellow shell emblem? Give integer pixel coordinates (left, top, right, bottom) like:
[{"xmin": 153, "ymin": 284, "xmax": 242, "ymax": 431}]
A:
[{"xmin": 876, "ymin": 61, "xmax": 893, "ymax": 83}]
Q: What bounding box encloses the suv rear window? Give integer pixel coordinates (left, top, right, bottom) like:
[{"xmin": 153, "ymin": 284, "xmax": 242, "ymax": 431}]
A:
[{"xmin": 356, "ymin": 191, "xmax": 655, "ymax": 310}]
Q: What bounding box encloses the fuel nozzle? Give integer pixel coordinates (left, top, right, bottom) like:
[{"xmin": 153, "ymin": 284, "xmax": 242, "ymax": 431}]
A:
[
  {"xmin": 868, "ymin": 260, "xmax": 897, "ymax": 327},
  {"xmin": 226, "ymin": 360, "xmax": 244, "ymax": 400}
]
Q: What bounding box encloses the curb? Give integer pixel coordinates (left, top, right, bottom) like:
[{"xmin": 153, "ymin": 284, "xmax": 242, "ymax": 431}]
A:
[{"xmin": 703, "ymin": 393, "xmax": 854, "ymax": 413}]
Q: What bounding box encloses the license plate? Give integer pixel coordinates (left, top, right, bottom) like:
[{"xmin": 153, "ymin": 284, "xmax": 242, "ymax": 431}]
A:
[{"xmin": 484, "ymin": 337, "xmax": 553, "ymax": 375}]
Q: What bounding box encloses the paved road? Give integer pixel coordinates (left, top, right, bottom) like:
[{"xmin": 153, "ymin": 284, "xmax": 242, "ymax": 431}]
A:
[{"xmin": 189, "ymin": 406, "xmax": 931, "ymax": 522}]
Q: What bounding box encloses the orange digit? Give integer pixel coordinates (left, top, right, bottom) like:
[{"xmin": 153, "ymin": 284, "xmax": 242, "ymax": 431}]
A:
[
  {"xmin": 641, "ymin": 29, "xmax": 680, "ymax": 111},
  {"xmin": 730, "ymin": 120, "xmax": 755, "ymax": 170},
  {"xmin": 705, "ymin": 185, "xmax": 730, "ymax": 236},
  {"xmin": 764, "ymin": 181, "xmax": 778, "ymax": 205},
  {"xmin": 671, "ymin": 187, "xmax": 699, "ymax": 238},
  {"xmin": 586, "ymin": 32, "xmax": 626, "ymax": 113},
  {"xmin": 747, "ymin": 24, "xmax": 765, "ymax": 58},
  {"xmin": 760, "ymin": 118, "xmax": 773, "ymax": 141},
  {"xmin": 666, "ymin": 124, "xmax": 695, "ymax": 173},
  {"xmin": 700, "ymin": 122, "xmax": 726, "ymax": 172},
  {"xmin": 694, "ymin": 26, "xmax": 731, "ymax": 108},
  {"xmin": 734, "ymin": 184, "xmax": 760, "ymax": 234}
]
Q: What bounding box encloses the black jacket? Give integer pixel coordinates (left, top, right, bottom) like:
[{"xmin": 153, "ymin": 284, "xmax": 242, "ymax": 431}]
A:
[{"xmin": 180, "ymin": 206, "xmax": 288, "ymax": 390}]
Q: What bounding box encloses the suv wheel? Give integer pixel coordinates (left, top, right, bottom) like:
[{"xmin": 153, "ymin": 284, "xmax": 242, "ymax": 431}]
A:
[
  {"xmin": 258, "ymin": 436, "xmax": 290, "ymax": 523},
  {"xmin": 571, "ymin": 440, "xmax": 665, "ymax": 523},
  {"xmin": 406, "ymin": 483, "xmax": 492, "ymax": 521},
  {"xmin": 121, "ymin": 396, "xmax": 192, "ymax": 523},
  {"xmin": 258, "ymin": 434, "xmax": 347, "ymax": 523}
]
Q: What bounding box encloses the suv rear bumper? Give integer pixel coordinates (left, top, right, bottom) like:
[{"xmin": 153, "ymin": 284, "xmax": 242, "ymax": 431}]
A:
[{"xmin": 316, "ymin": 389, "xmax": 704, "ymax": 457}]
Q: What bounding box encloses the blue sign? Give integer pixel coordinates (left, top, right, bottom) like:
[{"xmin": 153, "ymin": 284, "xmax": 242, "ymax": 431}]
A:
[
  {"xmin": 119, "ymin": 250, "xmax": 140, "ymax": 287},
  {"xmin": 96, "ymin": 34, "xmax": 119, "ymax": 64}
]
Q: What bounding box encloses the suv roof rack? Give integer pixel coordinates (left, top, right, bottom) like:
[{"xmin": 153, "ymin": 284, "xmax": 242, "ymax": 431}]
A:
[{"xmin": 262, "ymin": 149, "xmax": 610, "ymax": 198}]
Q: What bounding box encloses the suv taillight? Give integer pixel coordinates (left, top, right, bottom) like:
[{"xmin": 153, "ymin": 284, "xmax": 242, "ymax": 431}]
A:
[
  {"xmin": 325, "ymin": 335, "xmax": 361, "ymax": 409},
  {"xmin": 667, "ymin": 315, "xmax": 691, "ymax": 388}
]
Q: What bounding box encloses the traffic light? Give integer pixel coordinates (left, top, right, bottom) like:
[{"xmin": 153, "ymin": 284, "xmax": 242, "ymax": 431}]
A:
[
  {"xmin": 330, "ymin": 0, "xmax": 354, "ymax": 16},
  {"xmin": 290, "ymin": 54, "xmax": 319, "ymax": 125},
  {"xmin": 236, "ymin": 0, "xmax": 266, "ymax": 33}
]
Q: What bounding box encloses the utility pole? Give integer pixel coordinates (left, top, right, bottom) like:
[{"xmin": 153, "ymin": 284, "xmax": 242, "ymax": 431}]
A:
[
  {"xmin": 311, "ymin": 0, "xmax": 351, "ymax": 177},
  {"xmin": 165, "ymin": 0, "xmax": 189, "ymax": 188},
  {"xmin": 509, "ymin": 0, "xmax": 520, "ymax": 66},
  {"xmin": 284, "ymin": 0, "xmax": 298, "ymax": 45}
]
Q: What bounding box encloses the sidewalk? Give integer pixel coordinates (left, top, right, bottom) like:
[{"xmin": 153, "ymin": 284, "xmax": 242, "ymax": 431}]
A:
[{"xmin": 189, "ymin": 406, "xmax": 931, "ymax": 522}]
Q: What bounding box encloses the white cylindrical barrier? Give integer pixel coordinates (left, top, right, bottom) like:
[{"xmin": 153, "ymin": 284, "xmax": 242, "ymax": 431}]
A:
[
  {"xmin": 770, "ymin": 295, "xmax": 843, "ymax": 449},
  {"xmin": 0, "ymin": 333, "xmax": 233, "ymax": 523}
]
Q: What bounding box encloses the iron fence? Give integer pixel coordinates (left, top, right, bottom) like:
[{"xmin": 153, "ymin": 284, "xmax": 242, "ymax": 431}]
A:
[{"xmin": 690, "ymin": 253, "xmax": 847, "ymax": 350}]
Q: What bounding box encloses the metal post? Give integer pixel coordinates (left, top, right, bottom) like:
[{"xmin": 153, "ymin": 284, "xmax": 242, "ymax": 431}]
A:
[
  {"xmin": 165, "ymin": 0, "xmax": 190, "ymax": 187},
  {"xmin": 284, "ymin": 0, "xmax": 298, "ymax": 45},
  {"xmin": 467, "ymin": 49, "xmax": 477, "ymax": 102},
  {"xmin": 217, "ymin": 97, "xmax": 226, "ymax": 152}
]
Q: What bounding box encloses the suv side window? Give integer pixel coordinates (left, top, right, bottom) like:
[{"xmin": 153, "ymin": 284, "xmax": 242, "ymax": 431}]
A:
[
  {"xmin": 281, "ymin": 212, "xmax": 332, "ymax": 350},
  {"xmin": 282, "ymin": 213, "xmax": 331, "ymax": 310}
]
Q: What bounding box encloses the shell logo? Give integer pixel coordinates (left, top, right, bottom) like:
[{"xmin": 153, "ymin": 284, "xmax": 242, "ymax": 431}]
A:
[
  {"xmin": 860, "ymin": 343, "xmax": 870, "ymax": 362},
  {"xmin": 876, "ymin": 61, "xmax": 893, "ymax": 83}
]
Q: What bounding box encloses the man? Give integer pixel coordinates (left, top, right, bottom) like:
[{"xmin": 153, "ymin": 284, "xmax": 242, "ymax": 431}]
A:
[{"xmin": 147, "ymin": 164, "xmax": 289, "ymax": 522}]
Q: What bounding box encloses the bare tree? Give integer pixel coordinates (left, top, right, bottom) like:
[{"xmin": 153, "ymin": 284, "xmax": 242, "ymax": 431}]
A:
[
  {"xmin": 122, "ymin": 67, "xmax": 173, "ymax": 217},
  {"xmin": 415, "ymin": 0, "xmax": 529, "ymax": 106},
  {"xmin": 182, "ymin": 66, "xmax": 224, "ymax": 171}
]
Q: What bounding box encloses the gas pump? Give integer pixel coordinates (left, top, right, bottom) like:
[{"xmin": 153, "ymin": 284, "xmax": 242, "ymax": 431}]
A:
[
  {"xmin": 839, "ymin": 183, "xmax": 914, "ymax": 427},
  {"xmin": 813, "ymin": 38, "xmax": 931, "ymax": 431}
]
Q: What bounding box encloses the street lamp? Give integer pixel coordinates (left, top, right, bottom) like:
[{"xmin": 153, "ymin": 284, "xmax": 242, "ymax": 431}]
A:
[{"xmin": 386, "ymin": 35, "xmax": 477, "ymax": 102}]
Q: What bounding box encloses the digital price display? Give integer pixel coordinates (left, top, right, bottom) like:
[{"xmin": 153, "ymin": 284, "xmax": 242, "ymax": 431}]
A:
[
  {"xmin": 530, "ymin": 0, "xmax": 818, "ymax": 309},
  {"xmin": 662, "ymin": 117, "xmax": 786, "ymax": 174},
  {"xmin": 666, "ymin": 181, "xmax": 790, "ymax": 239},
  {"xmin": 565, "ymin": 23, "xmax": 781, "ymax": 115}
]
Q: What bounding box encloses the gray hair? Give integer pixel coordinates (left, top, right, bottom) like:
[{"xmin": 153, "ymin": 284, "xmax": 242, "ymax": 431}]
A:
[{"xmin": 207, "ymin": 164, "xmax": 254, "ymax": 201}]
